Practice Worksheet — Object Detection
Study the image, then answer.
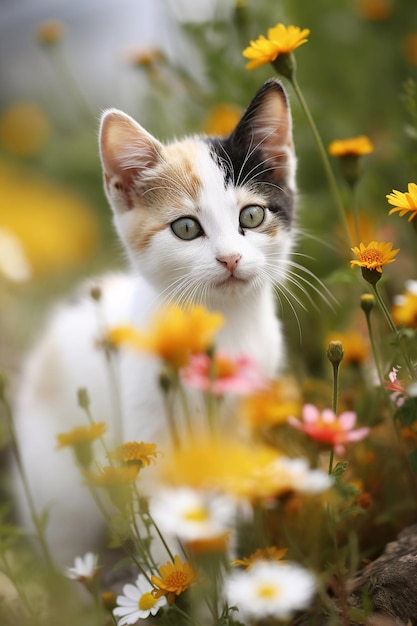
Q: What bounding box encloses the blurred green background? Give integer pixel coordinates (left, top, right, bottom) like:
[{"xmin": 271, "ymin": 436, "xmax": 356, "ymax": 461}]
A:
[{"xmin": 1, "ymin": 0, "xmax": 417, "ymax": 378}]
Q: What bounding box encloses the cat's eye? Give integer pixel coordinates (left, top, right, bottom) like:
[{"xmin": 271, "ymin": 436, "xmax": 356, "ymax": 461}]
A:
[
  {"xmin": 171, "ymin": 217, "xmax": 203, "ymax": 241},
  {"xmin": 239, "ymin": 205, "xmax": 265, "ymax": 229}
]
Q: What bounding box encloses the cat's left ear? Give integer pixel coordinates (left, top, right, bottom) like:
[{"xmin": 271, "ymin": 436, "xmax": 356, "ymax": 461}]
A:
[
  {"xmin": 99, "ymin": 109, "xmax": 164, "ymax": 213},
  {"xmin": 229, "ymin": 79, "xmax": 295, "ymax": 186}
]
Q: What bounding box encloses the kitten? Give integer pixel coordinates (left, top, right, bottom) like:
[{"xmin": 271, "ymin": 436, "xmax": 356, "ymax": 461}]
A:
[{"xmin": 12, "ymin": 78, "xmax": 297, "ymax": 566}]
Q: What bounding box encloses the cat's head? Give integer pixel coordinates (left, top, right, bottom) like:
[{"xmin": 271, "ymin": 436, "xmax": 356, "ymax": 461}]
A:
[{"xmin": 99, "ymin": 79, "xmax": 296, "ymax": 307}]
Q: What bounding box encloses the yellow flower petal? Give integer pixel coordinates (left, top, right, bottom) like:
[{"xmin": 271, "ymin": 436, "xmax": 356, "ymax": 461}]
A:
[{"xmin": 242, "ymin": 24, "xmax": 310, "ymax": 70}]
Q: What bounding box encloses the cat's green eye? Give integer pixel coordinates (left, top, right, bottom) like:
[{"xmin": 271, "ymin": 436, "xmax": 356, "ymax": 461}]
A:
[
  {"xmin": 239, "ymin": 205, "xmax": 265, "ymax": 229},
  {"xmin": 171, "ymin": 217, "xmax": 203, "ymax": 241}
]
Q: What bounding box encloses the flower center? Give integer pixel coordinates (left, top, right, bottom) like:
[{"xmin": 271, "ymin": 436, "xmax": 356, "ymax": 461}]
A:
[
  {"xmin": 256, "ymin": 582, "xmax": 280, "ymax": 599},
  {"xmin": 358, "ymin": 248, "xmax": 383, "ymax": 265},
  {"xmin": 214, "ymin": 356, "xmax": 238, "ymax": 379},
  {"xmin": 165, "ymin": 571, "xmax": 188, "ymax": 590},
  {"xmin": 183, "ymin": 505, "xmax": 210, "ymax": 523},
  {"xmin": 138, "ymin": 592, "xmax": 158, "ymax": 611}
]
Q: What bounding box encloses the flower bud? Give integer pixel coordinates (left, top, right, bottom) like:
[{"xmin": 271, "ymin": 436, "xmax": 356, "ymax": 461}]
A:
[
  {"xmin": 327, "ymin": 340, "xmax": 344, "ymax": 366},
  {"xmin": 360, "ymin": 293, "xmax": 375, "ymax": 313}
]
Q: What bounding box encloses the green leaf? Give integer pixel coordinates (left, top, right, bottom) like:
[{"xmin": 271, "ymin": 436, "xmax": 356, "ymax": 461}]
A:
[{"xmin": 332, "ymin": 461, "xmax": 348, "ymax": 478}]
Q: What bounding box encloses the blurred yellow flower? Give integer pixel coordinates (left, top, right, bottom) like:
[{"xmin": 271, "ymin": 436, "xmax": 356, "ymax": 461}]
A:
[
  {"xmin": 36, "ymin": 19, "xmax": 65, "ymax": 45},
  {"xmin": 387, "ymin": 183, "xmax": 417, "ymax": 222},
  {"xmin": 109, "ymin": 306, "xmax": 223, "ymax": 369},
  {"xmin": 110, "ymin": 441, "xmax": 159, "ymax": 468},
  {"xmin": 159, "ymin": 438, "xmax": 278, "ymax": 496},
  {"xmin": 350, "ymin": 241, "xmax": 399, "ymax": 273},
  {"xmin": 57, "ymin": 422, "xmax": 106, "ymax": 449},
  {"xmin": 57, "ymin": 422, "xmax": 106, "ymax": 468},
  {"xmin": 159, "ymin": 438, "xmax": 331, "ymax": 501},
  {"xmin": 233, "ymin": 546, "xmax": 287, "ymax": 568},
  {"xmin": 326, "ymin": 331, "xmax": 368, "ymax": 366},
  {"xmin": 204, "ymin": 104, "xmax": 242, "ymax": 137},
  {"xmin": 0, "ymin": 161, "xmax": 98, "ymax": 277},
  {"xmin": 241, "ymin": 377, "xmax": 302, "ymax": 428},
  {"xmin": 392, "ymin": 281, "xmax": 417, "ymax": 328},
  {"xmin": 328, "ymin": 136, "xmax": 374, "ymax": 157},
  {"xmin": 0, "ymin": 103, "xmax": 50, "ymax": 156},
  {"xmin": 242, "ymin": 24, "xmax": 310, "ymax": 70}
]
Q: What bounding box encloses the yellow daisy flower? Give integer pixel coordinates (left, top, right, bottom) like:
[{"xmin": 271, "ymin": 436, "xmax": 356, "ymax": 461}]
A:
[
  {"xmin": 56, "ymin": 422, "xmax": 106, "ymax": 449},
  {"xmin": 57, "ymin": 422, "xmax": 106, "ymax": 467},
  {"xmin": 387, "ymin": 182, "xmax": 417, "ymax": 222},
  {"xmin": 233, "ymin": 546, "xmax": 288, "ymax": 569},
  {"xmin": 241, "ymin": 377, "xmax": 302, "ymax": 428},
  {"xmin": 151, "ymin": 555, "xmax": 198, "ymax": 604},
  {"xmin": 108, "ymin": 306, "xmax": 223, "ymax": 369},
  {"xmin": 110, "ymin": 441, "xmax": 159, "ymax": 469},
  {"xmin": 242, "ymin": 23, "xmax": 310, "ymax": 70},
  {"xmin": 350, "ymin": 241, "xmax": 399, "ymax": 273},
  {"xmin": 328, "ymin": 136, "xmax": 374, "ymax": 157}
]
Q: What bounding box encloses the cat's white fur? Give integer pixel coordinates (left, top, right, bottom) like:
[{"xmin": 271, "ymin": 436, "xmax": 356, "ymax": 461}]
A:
[{"xmin": 12, "ymin": 80, "xmax": 297, "ymax": 566}]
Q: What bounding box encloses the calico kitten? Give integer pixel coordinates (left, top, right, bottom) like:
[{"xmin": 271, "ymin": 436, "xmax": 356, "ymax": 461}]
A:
[{"xmin": 12, "ymin": 78, "xmax": 297, "ymax": 566}]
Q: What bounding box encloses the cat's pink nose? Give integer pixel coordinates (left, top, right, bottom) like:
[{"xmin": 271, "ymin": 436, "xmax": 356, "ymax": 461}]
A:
[{"xmin": 216, "ymin": 254, "xmax": 242, "ymax": 273}]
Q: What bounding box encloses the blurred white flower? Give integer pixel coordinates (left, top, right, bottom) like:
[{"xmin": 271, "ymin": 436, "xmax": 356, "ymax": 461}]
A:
[
  {"xmin": 113, "ymin": 573, "xmax": 167, "ymax": 624},
  {"xmin": 0, "ymin": 227, "xmax": 31, "ymax": 282},
  {"xmin": 225, "ymin": 560, "xmax": 316, "ymax": 620},
  {"xmin": 65, "ymin": 552, "xmax": 99, "ymax": 582},
  {"xmin": 150, "ymin": 487, "xmax": 235, "ymax": 542}
]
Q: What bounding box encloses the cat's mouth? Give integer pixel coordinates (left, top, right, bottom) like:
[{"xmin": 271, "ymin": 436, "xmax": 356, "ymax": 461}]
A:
[{"xmin": 215, "ymin": 274, "xmax": 251, "ymax": 289}]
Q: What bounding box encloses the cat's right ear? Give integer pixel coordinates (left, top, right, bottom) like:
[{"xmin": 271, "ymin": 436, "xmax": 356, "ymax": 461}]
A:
[{"xmin": 99, "ymin": 109, "xmax": 163, "ymax": 213}]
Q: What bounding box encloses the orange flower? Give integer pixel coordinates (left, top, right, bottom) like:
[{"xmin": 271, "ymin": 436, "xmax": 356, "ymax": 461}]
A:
[
  {"xmin": 328, "ymin": 136, "xmax": 374, "ymax": 157},
  {"xmin": 242, "ymin": 23, "xmax": 310, "ymax": 70},
  {"xmin": 350, "ymin": 241, "xmax": 399, "ymax": 273},
  {"xmin": 204, "ymin": 104, "xmax": 242, "ymax": 136},
  {"xmin": 151, "ymin": 555, "xmax": 197, "ymax": 604},
  {"xmin": 241, "ymin": 377, "xmax": 302, "ymax": 428}
]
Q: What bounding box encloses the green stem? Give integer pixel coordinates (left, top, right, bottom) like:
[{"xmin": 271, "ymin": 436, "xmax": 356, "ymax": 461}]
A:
[
  {"xmin": 329, "ymin": 362, "xmax": 340, "ymax": 475},
  {"xmin": 290, "ymin": 75, "xmax": 352, "ymax": 249},
  {"xmin": 0, "ymin": 377, "xmax": 54, "ymax": 569},
  {"xmin": 371, "ymin": 283, "xmax": 416, "ymax": 380},
  {"xmin": 147, "ymin": 512, "xmax": 176, "ymax": 563},
  {"xmin": 363, "ymin": 307, "xmax": 385, "ymax": 387}
]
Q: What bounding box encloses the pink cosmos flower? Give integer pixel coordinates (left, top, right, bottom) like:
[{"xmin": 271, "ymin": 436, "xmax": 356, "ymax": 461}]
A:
[
  {"xmin": 288, "ymin": 404, "xmax": 370, "ymax": 455},
  {"xmin": 182, "ymin": 351, "xmax": 267, "ymax": 396},
  {"xmin": 384, "ymin": 366, "xmax": 406, "ymax": 394}
]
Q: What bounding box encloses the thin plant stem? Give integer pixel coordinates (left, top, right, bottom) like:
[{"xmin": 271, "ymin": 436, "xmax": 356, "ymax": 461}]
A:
[
  {"xmin": 328, "ymin": 361, "xmax": 340, "ymax": 475},
  {"xmin": 363, "ymin": 307, "xmax": 385, "ymax": 387},
  {"xmin": 0, "ymin": 552, "xmax": 41, "ymax": 623},
  {"xmin": 147, "ymin": 512, "xmax": 176, "ymax": 563},
  {"xmin": 290, "ymin": 75, "xmax": 353, "ymax": 249},
  {"xmin": 0, "ymin": 377, "xmax": 54, "ymax": 569},
  {"xmin": 371, "ymin": 283, "xmax": 416, "ymax": 380}
]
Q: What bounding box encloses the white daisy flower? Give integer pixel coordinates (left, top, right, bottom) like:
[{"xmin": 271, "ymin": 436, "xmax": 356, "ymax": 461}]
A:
[
  {"xmin": 65, "ymin": 552, "xmax": 100, "ymax": 582},
  {"xmin": 225, "ymin": 560, "xmax": 316, "ymax": 620},
  {"xmin": 113, "ymin": 574, "xmax": 167, "ymax": 624},
  {"xmin": 277, "ymin": 457, "xmax": 333, "ymax": 493},
  {"xmin": 150, "ymin": 487, "xmax": 235, "ymax": 542}
]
